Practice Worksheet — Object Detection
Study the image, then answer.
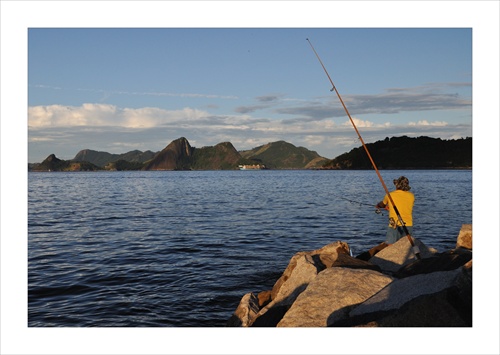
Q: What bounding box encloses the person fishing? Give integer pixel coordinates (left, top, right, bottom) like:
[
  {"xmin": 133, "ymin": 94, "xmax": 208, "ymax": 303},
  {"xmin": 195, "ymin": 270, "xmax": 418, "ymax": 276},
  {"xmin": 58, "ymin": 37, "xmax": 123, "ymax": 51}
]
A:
[
  {"xmin": 307, "ymin": 38, "xmax": 421, "ymax": 258},
  {"xmin": 376, "ymin": 176, "xmax": 414, "ymax": 245}
]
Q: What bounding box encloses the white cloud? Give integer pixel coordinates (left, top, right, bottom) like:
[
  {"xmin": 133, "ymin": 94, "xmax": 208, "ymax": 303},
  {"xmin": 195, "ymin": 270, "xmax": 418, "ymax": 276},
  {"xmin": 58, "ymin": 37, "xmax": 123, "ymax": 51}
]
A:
[
  {"xmin": 28, "ymin": 104, "xmax": 209, "ymax": 129},
  {"xmin": 28, "ymin": 104, "xmax": 116, "ymax": 127},
  {"xmin": 408, "ymin": 120, "xmax": 448, "ymax": 126},
  {"xmin": 342, "ymin": 117, "xmax": 375, "ymax": 128},
  {"xmin": 28, "ymin": 137, "xmax": 54, "ymax": 142}
]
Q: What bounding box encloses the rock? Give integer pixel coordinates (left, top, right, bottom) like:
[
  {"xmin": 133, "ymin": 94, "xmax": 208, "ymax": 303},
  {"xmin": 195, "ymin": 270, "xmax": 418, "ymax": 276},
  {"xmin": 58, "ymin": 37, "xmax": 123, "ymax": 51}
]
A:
[
  {"xmin": 455, "ymin": 260, "xmax": 472, "ymax": 313},
  {"xmin": 257, "ymin": 290, "xmax": 272, "ymax": 308},
  {"xmin": 456, "ymin": 224, "xmax": 472, "ymax": 249},
  {"xmin": 270, "ymin": 241, "xmax": 350, "ymax": 301},
  {"xmin": 249, "ymin": 241, "xmax": 353, "ymax": 327},
  {"xmin": 349, "ymin": 269, "xmax": 461, "ymax": 315},
  {"xmin": 355, "ymin": 242, "xmax": 389, "ymax": 261},
  {"xmin": 269, "ymin": 254, "xmax": 318, "ymax": 303},
  {"xmin": 336, "ymin": 261, "xmax": 473, "ymax": 327},
  {"xmin": 331, "ymin": 252, "xmax": 382, "ymax": 271},
  {"xmin": 334, "ymin": 266, "xmax": 472, "ymax": 327},
  {"xmin": 311, "ymin": 241, "xmax": 352, "ymax": 259},
  {"xmin": 368, "ymin": 237, "xmax": 437, "ymax": 274},
  {"xmin": 227, "ymin": 224, "xmax": 473, "ymax": 327},
  {"xmin": 251, "ymin": 254, "xmax": 320, "ymax": 326},
  {"xmin": 277, "ymin": 267, "xmax": 394, "ymax": 327},
  {"xmin": 393, "ymin": 248, "xmax": 472, "ymax": 278},
  {"xmin": 226, "ymin": 292, "xmax": 260, "ymax": 327}
]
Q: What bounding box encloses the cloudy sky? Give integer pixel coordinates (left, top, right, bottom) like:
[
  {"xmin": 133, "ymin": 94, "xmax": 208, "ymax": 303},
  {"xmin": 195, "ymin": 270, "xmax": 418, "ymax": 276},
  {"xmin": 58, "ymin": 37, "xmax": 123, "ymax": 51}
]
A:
[{"xmin": 27, "ymin": 26, "xmax": 473, "ymax": 163}]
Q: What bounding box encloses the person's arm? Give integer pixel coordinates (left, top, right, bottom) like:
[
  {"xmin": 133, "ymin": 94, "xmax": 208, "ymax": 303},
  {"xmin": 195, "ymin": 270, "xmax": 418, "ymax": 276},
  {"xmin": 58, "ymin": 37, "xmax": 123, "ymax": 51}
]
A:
[{"xmin": 376, "ymin": 201, "xmax": 386, "ymax": 209}]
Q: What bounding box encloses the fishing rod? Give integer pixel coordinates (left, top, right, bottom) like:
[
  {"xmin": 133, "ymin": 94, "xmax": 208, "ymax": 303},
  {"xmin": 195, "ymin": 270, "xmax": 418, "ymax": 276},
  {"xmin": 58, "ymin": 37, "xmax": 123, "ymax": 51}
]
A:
[
  {"xmin": 340, "ymin": 197, "xmax": 385, "ymax": 215},
  {"xmin": 306, "ymin": 38, "xmax": 421, "ymax": 259}
]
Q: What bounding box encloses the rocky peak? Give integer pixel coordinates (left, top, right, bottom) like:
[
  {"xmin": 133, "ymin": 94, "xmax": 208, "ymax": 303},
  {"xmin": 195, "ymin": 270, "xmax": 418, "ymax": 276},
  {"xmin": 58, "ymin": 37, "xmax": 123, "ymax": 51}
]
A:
[
  {"xmin": 143, "ymin": 137, "xmax": 194, "ymax": 170},
  {"xmin": 44, "ymin": 154, "xmax": 61, "ymax": 163},
  {"xmin": 166, "ymin": 137, "xmax": 193, "ymax": 158}
]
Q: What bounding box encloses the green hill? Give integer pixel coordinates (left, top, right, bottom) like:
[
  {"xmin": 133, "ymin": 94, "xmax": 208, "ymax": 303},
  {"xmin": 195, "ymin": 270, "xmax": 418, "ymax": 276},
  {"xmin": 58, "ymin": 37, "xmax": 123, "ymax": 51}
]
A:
[
  {"xmin": 73, "ymin": 149, "xmax": 156, "ymax": 167},
  {"xmin": 323, "ymin": 136, "xmax": 472, "ymax": 169},
  {"xmin": 191, "ymin": 142, "xmax": 252, "ymax": 170},
  {"xmin": 240, "ymin": 140, "xmax": 329, "ymax": 169},
  {"xmin": 31, "ymin": 154, "xmax": 101, "ymax": 172}
]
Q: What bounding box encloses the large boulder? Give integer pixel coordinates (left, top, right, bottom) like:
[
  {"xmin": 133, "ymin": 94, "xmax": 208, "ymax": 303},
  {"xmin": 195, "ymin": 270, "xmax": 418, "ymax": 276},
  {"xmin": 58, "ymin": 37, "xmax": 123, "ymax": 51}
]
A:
[
  {"xmin": 368, "ymin": 237, "xmax": 437, "ymax": 274},
  {"xmin": 228, "ymin": 241, "xmax": 352, "ymax": 327},
  {"xmin": 268, "ymin": 241, "xmax": 351, "ymax": 301},
  {"xmin": 277, "ymin": 267, "xmax": 394, "ymax": 327},
  {"xmin": 249, "ymin": 242, "xmax": 381, "ymax": 327},
  {"xmin": 250, "ymin": 254, "xmax": 321, "ymax": 326},
  {"xmin": 393, "ymin": 248, "xmax": 472, "ymax": 278},
  {"xmin": 333, "ymin": 261, "xmax": 472, "ymax": 327}
]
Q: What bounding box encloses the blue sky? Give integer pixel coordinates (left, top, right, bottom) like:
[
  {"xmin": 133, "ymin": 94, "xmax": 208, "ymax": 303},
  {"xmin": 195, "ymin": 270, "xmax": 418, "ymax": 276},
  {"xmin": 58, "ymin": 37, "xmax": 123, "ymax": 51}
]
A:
[{"xmin": 27, "ymin": 27, "xmax": 472, "ymax": 163}]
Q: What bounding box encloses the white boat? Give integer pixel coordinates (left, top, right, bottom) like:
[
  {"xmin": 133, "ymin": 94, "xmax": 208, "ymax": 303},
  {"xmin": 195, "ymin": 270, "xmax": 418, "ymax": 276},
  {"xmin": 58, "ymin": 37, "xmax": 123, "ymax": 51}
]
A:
[{"xmin": 238, "ymin": 164, "xmax": 266, "ymax": 170}]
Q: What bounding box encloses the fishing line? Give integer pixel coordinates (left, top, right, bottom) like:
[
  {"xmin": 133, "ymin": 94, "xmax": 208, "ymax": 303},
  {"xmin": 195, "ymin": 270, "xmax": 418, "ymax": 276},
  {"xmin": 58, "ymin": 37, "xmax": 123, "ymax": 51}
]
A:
[
  {"xmin": 339, "ymin": 196, "xmax": 385, "ymax": 215},
  {"xmin": 306, "ymin": 38, "xmax": 421, "ymax": 259}
]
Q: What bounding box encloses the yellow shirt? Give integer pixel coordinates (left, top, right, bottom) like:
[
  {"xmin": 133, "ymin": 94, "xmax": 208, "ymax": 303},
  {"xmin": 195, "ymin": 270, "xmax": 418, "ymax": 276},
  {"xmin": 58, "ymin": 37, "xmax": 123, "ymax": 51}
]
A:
[{"xmin": 383, "ymin": 190, "xmax": 414, "ymax": 227}]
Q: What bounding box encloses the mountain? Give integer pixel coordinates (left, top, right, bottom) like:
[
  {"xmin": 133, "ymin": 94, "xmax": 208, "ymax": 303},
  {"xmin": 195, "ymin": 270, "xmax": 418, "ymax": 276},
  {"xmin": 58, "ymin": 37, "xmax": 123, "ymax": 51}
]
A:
[
  {"xmin": 31, "ymin": 154, "xmax": 101, "ymax": 172},
  {"xmin": 143, "ymin": 137, "xmax": 194, "ymax": 170},
  {"xmin": 142, "ymin": 137, "xmax": 253, "ymax": 170},
  {"xmin": 240, "ymin": 140, "xmax": 329, "ymax": 169},
  {"xmin": 323, "ymin": 136, "xmax": 472, "ymax": 169},
  {"xmin": 72, "ymin": 149, "xmax": 156, "ymax": 167},
  {"xmin": 29, "ymin": 136, "xmax": 472, "ymax": 172},
  {"xmin": 191, "ymin": 142, "xmax": 249, "ymax": 170},
  {"xmin": 143, "ymin": 138, "xmax": 328, "ymax": 170}
]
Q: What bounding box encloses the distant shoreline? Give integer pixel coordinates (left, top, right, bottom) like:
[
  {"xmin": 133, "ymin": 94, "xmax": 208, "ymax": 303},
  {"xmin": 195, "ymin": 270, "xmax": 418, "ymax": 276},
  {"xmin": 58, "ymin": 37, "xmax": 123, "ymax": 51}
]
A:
[{"xmin": 28, "ymin": 167, "xmax": 473, "ymax": 172}]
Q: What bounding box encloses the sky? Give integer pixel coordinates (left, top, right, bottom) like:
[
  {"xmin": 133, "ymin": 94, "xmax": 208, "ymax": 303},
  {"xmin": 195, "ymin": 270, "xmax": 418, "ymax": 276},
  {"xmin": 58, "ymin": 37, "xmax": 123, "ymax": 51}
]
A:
[
  {"xmin": 2, "ymin": 1, "xmax": 500, "ymax": 355},
  {"xmin": 27, "ymin": 27, "xmax": 473, "ymax": 163}
]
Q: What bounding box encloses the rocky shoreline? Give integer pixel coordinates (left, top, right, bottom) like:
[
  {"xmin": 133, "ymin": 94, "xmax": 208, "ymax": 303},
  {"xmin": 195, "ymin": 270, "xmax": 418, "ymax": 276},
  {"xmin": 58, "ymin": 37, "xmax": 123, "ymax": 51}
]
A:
[{"xmin": 227, "ymin": 224, "xmax": 472, "ymax": 327}]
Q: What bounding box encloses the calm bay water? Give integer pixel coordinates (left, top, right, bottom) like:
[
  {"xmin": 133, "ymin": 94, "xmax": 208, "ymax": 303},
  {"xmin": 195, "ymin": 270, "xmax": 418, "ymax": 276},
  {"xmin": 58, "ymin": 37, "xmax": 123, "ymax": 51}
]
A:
[{"xmin": 28, "ymin": 169, "xmax": 472, "ymax": 327}]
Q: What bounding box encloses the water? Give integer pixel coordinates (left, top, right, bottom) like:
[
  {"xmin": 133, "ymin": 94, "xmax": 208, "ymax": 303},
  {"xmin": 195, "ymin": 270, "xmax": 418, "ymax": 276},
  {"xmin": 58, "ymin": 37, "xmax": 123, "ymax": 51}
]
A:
[{"xmin": 28, "ymin": 170, "xmax": 472, "ymax": 327}]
